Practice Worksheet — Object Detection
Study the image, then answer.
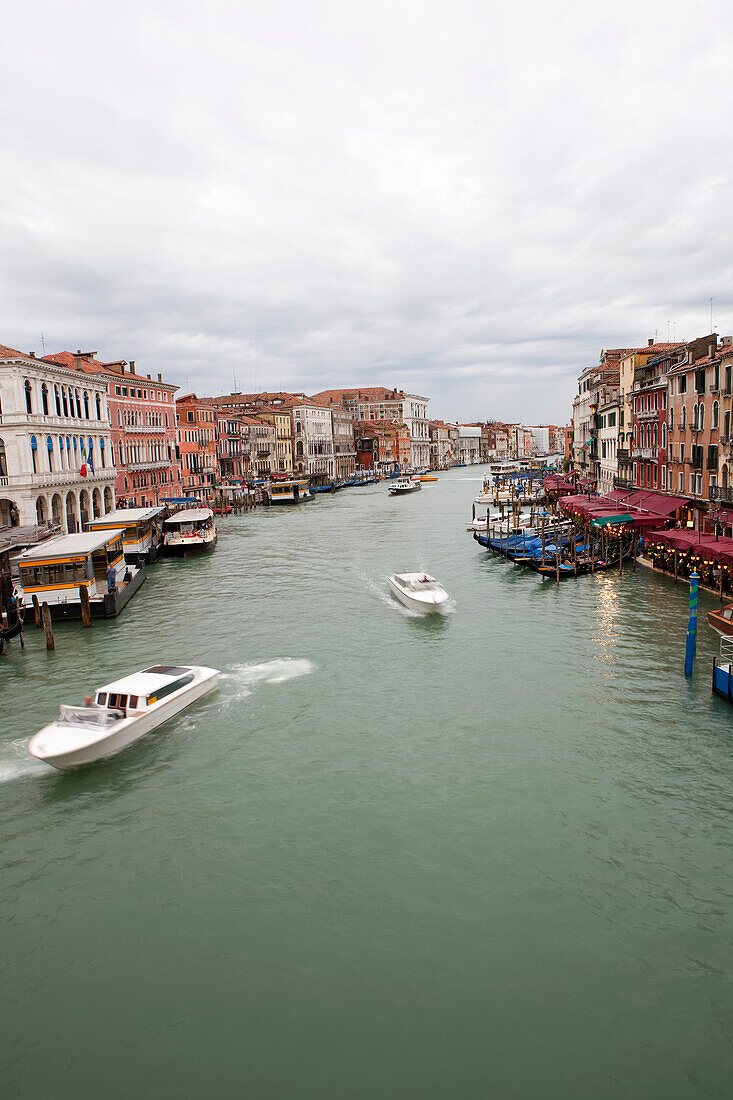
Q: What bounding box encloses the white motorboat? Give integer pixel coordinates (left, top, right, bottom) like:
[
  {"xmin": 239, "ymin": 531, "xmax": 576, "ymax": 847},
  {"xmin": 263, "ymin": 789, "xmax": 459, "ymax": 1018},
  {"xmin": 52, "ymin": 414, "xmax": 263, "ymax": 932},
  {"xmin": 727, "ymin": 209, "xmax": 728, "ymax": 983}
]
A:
[
  {"xmin": 467, "ymin": 510, "xmax": 535, "ymax": 533},
  {"xmin": 388, "ymin": 572, "xmax": 450, "ymax": 613},
  {"xmin": 163, "ymin": 508, "xmax": 217, "ymax": 555},
  {"xmin": 28, "ymin": 664, "xmax": 219, "ymax": 770},
  {"xmin": 389, "ymin": 477, "xmax": 422, "ymax": 495}
]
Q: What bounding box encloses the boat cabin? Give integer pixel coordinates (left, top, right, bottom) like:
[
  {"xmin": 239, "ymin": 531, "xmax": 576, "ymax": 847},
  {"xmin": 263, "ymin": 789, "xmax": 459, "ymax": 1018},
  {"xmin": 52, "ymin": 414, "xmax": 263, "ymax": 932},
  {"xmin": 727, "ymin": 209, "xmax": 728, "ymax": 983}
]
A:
[
  {"xmin": 94, "ymin": 665, "xmax": 196, "ymax": 716},
  {"xmin": 17, "ymin": 530, "xmax": 125, "ymax": 608},
  {"xmin": 267, "ymin": 479, "xmax": 312, "ymax": 504},
  {"xmin": 87, "ymin": 506, "xmax": 164, "ymax": 562},
  {"xmin": 163, "ymin": 508, "xmax": 216, "ymax": 552}
]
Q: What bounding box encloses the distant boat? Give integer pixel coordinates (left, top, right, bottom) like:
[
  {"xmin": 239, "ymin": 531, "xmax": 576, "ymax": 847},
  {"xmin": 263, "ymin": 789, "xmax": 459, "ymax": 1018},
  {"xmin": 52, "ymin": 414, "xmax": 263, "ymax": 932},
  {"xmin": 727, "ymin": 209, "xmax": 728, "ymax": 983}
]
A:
[
  {"xmin": 419, "ymin": 475, "xmax": 439, "ymax": 482},
  {"xmin": 388, "ymin": 573, "xmax": 450, "ymax": 613},
  {"xmin": 389, "ymin": 477, "xmax": 422, "ymax": 495}
]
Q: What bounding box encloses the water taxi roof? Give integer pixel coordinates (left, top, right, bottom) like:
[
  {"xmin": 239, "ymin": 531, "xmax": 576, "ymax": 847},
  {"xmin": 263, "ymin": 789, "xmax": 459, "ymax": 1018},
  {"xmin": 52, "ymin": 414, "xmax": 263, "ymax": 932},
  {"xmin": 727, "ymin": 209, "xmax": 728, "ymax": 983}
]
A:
[
  {"xmin": 88, "ymin": 507, "xmax": 164, "ymax": 525},
  {"xmin": 163, "ymin": 508, "xmax": 213, "ymax": 524},
  {"xmin": 100, "ymin": 664, "xmax": 194, "ymax": 695},
  {"xmin": 18, "ymin": 531, "xmax": 125, "ymax": 561}
]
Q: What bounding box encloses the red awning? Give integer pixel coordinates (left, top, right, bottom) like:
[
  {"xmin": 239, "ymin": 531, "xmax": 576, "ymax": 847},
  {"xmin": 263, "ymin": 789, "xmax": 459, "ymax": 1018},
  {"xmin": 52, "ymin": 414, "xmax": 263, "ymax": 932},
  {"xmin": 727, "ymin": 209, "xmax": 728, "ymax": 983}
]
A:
[
  {"xmin": 646, "ymin": 529, "xmax": 733, "ymax": 564},
  {"xmin": 629, "ymin": 492, "xmax": 690, "ymax": 515}
]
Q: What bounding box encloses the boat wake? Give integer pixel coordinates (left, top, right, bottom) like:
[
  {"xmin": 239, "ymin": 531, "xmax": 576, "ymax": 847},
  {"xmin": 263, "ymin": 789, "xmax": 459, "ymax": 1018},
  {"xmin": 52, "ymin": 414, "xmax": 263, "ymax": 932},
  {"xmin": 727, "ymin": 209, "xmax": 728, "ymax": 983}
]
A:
[
  {"xmin": 0, "ymin": 739, "xmax": 48, "ymax": 783},
  {"xmin": 220, "ymin": 658, "xmax": 316, "ymax": 706}
]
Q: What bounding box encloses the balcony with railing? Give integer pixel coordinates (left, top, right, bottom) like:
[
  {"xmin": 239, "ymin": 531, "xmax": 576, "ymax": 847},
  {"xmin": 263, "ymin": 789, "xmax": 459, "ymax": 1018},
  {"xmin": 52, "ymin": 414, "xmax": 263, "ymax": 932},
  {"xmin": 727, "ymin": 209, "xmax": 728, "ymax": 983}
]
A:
[
  {"xmin": 613, "ymin": 476, "xmax": 635, "ymax": 489},
  {"xmin": 711, "ymin": 486, "xmax": 733, "ymax": 503},
  {"xmin": 617, "ymin": 448, "xmax": 630, "ymax": 463},
  {"xmin": 1, "ymin": 467, "xmax": 114, "ymax": 490},
  {"xmin": 636, "ymin": 407, "xmax": 659, "ymax": 420},
  {"xmin": 636, "ymin": 447, "xmax": 658, "ymax": 460}
]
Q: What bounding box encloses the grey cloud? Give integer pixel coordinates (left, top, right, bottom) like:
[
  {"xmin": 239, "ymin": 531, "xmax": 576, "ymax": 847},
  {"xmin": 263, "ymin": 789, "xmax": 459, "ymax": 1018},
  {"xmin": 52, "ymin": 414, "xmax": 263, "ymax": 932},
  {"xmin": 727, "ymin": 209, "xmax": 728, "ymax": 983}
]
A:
[{"xmin": 2, "ymin": 0, "xmax": 733, "ymax": 425}]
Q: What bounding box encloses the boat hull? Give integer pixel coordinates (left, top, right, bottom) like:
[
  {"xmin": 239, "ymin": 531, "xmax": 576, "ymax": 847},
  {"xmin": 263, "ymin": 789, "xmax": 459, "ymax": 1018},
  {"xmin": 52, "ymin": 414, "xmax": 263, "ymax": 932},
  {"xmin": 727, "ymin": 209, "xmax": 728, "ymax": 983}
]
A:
[
  {"xmin": 28, "ymin": 671, "xmax": 219, "ymax": 770},
  {"xmin": 388, "ymin": 578, "xmax": 449, "ymax": 613},
  {"xmin": 164, "ymin": 533, "xmax": 218, "ymax": 556}
]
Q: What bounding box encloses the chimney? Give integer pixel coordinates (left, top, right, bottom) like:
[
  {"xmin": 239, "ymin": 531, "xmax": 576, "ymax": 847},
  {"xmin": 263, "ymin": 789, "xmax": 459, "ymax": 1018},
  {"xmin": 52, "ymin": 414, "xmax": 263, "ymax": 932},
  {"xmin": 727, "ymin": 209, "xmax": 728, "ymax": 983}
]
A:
[
  {"xmin": 146, "ymin": 373, "xmax": 151, "ymax": 380},
  {"xmin": 130, "ymin": 361, "xmax": 136, "ymax": 374},
  {"xmin": 29, "ymin": 351, "xmax": 35, "ymax": 357},
  {"xmin": 648, "ymin": 338, "xmax": 654, "ymax": 346},
  {"xmin": 158, "ymin": 373, "xmax": 162, "ymax": 382}
]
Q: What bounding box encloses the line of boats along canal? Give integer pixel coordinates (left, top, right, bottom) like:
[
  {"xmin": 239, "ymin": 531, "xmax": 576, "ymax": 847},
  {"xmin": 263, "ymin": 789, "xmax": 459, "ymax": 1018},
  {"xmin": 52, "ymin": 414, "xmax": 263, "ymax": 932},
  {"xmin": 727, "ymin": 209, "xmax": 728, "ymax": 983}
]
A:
[{"xmin": 10, "ymin": 463, "xmax": 733, "ymax": 773}]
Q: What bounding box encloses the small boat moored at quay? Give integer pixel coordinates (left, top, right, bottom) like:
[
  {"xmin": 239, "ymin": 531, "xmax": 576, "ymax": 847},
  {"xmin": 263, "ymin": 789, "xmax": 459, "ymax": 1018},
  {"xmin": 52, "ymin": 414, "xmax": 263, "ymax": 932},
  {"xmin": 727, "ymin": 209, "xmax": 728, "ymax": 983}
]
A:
[
  {"xmin": 163, "ymin": 508, "xmax": 217, "ymax": 555},
  {"xmin": 266, "ymin": 479, "xmax": 314, "ymax": 504},
  {"xmin": 389, "ymin": 477, "xmax": 422, "ymax": 495},
  {"xmin": 28, "ymin": 664, "xmax": 219, "ymax": 770},
  {"xmin": 15, "ymin": 530, "xmax": 145, "ymax": 619},
  {"xmin": 87, "ymin": 506, "xmax": 164, "ymax": 564},
  {"xmin": 388, "ymin": 572, "xmax": 450, "ymax": 613},
  {"xmin": 707, "ymin": 604, "xmax": 733, "ymax": 638}
]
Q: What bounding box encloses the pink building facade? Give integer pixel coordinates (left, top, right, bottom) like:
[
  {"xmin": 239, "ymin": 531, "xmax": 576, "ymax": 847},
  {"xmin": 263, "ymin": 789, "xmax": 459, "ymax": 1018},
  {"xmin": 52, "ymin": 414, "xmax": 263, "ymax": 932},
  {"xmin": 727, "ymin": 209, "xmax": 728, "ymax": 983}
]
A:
[{"xmin": 46, "ymin": 352, "xmax": 181, "ymax": 507}]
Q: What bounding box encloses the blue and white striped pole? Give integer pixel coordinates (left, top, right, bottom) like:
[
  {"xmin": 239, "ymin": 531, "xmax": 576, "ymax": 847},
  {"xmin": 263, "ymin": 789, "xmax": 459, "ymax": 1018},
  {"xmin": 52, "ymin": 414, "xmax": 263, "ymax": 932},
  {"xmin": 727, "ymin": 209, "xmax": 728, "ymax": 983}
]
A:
[{"xmin": 684, "ymin": 572, "xmax": 699, "ymax": 677}]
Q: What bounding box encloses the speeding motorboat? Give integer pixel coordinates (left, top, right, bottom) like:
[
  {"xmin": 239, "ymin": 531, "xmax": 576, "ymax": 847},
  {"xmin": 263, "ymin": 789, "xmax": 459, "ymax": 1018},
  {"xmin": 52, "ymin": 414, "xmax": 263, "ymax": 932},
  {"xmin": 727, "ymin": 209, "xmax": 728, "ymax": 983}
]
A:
[
  {"xmin": 28, "ymin": 664, "xmax": 219, "ymax": 769},
  {"xmin": 389, "ymin": 477, "xmax": 422, "ymax": 495},
  {"xmin": 388, "ymin": 572, "xmax": 450, "ymax": 613}
]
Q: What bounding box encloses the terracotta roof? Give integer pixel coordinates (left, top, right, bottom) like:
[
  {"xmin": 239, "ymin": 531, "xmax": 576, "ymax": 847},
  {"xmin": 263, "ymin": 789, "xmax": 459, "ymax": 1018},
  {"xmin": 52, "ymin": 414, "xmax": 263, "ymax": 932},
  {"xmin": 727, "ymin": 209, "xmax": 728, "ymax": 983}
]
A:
[
  {"xmin": 312, "ymin": 386, "xmax": 418, "ymax": 403},
  {"xmin": 0, "ymin": 342, "xmax": 28, "ymax": 359}
]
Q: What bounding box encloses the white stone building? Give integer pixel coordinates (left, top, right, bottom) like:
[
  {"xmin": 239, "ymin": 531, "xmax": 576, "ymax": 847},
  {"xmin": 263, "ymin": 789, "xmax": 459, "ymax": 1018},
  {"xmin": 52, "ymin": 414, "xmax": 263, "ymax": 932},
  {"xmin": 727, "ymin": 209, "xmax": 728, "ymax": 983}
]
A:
[
  {"xmin": 456, "ymin": 425, "xmax": 482, "ymax": 464},
  {"xmin": 597, "ymin": 398, "xmax": 620, "ymax": 495},
  {"xmin": 289, "ymin": 398, "xmax": 334, "ymax": 485},
  {"xmin": 312, "ymin": 388, "xmax": 430, "ymax": 470},
  {"xmin": 0, "ymin": 344, "xmax": 116, "ymax": 532}
]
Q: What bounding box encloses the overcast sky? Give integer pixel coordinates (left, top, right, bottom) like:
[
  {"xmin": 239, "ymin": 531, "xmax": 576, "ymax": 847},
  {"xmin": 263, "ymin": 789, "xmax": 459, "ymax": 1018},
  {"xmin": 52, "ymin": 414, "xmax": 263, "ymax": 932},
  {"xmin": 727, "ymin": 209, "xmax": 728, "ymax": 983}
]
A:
[{"xmin": 2, "ymin": 0, "xmax": 732, "ymax": 424}]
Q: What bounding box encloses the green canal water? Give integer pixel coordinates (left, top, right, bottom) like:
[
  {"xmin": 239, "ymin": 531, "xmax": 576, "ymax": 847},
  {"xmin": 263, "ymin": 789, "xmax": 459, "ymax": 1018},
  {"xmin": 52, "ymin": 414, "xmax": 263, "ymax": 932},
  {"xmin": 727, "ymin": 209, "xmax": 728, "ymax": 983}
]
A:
[{"xmin": 2, "ymin": 468, "xmax": 733, "ymax": 1098}]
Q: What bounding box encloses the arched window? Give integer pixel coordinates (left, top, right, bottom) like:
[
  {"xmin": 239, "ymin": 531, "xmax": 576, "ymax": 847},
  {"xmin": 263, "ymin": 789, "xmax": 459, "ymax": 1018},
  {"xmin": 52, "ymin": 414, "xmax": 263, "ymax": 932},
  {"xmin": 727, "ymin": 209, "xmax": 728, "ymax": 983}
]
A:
[
  {"xmin": 681, "ymin": 406, "xmax": 687, "ymax": 430},
  {"xmin": 83, "ymin": 391, "xmax": 89, "ymax": 419},
  {"xmin": 75, "ymin": 389, "xmax": 82, "ymax": 418},
  {"xmin": 41, "ymin": 383, "xmax": 49, "ymax": 415},
  {"xmin": 669, "ymin": 407, "xmax": 674, "ymax": 430},
  {"xmin": 47, "ymin": 435, "xmax": 54, "ymax": 471},
  {"xmin": 100, "ymin": 438, "xmax": 105, "ymax": 468},
  {"xmin": 30, "ymin": 434, "xmax": 37, "ymax": 473},
  {"xmin": 54, "ymin": 384, "xmax": 61, "ymax": 415},
  {"xmin": 700, "ymin": 403, "xmax": 705, "ymax": 430},
  {"xmin": 62, "ymin": 388, "xmax": 69, "ymax": 416},
  {"xmin": 714, "ymin": 401, "xmax": 719, "ymax": 429},
  {"xmin": 0, "ymin": 437, "xmax": 6, "ymax": 477},
  {"xmin": 95, "ymin": 392, "xmax": 101, "ymax": 420},
  {"xmin": 24, "ymin": 379, "xmax": 33, "ymax": 414},
  {"xmin": 662, "ymin": 424, "xmax": 667, "ymax": 450}
]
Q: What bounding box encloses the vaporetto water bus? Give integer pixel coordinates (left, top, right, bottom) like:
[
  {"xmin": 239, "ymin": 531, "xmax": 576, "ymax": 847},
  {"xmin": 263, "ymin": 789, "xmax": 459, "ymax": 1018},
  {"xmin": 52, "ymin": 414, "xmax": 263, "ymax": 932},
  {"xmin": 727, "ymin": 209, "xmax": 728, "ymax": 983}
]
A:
[
  {"xmin": 28, "ymin": 663, "xmax": 219, "ymax": 769},
  {"xmin": 265, "ymin": 479, "xmax": 314, "ymax": 504},
  {"xmin": 87, "ymin": 505, "xmax": 164, "ymax": 564},
  {"xmin": 163, "ymin": 508, "xmax": 217, "ymax": 555},
  {"xmin": 15, "ymin": 530, "xmax": 146, "ymax": 619}
]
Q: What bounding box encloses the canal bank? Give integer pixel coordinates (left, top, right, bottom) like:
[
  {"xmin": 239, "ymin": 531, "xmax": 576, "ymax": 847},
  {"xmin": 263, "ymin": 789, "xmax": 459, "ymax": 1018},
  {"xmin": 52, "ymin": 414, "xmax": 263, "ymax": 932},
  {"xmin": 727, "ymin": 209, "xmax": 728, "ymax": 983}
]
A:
[{"xmin": 2, "ymin": 468, "xmax": 733, "ymax": 1098}]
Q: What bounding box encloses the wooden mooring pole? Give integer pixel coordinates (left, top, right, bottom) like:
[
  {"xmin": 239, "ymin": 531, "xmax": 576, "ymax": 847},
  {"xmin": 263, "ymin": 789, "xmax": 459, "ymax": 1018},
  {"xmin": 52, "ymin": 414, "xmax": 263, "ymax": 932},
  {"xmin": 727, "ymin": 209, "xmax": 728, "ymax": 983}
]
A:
[
  {"xmin": 41, "ymin": 602, "xmax": 55, "ymax": 650},
  {"xmin": 32, "ymin": 594, "xmax": 41, "ymax": 628},
  {"xmin": 79, "ymin": 584, "xmax": 92, "ymax": 628}
]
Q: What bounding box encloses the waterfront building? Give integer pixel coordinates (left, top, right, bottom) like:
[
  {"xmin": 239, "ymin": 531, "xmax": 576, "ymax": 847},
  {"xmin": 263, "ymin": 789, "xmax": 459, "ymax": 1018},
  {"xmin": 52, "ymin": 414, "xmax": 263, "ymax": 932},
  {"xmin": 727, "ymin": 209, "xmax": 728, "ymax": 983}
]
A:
[
  {"xmin": 46, "ymin": 351, "xmax": 180, "ymax": 509},
  {"xmin": 666, "ymin": 335, "xmax": 721, "ymax": 525},
  {"xmin": 456, "ymin": 425, "xmax": 482, "ymax": 465},
  {"xmin": 176, "ymin": 394, "xmax": 218, "ymax": 501},
  {"xmin": 288, "ymin": 397, "xmax": 334, "ymax": 485},
  {"xmin": 216, "ymin": 413, "xmax": 247, "ymax": 484},
  {"xmin": 715, "ymin": 340, "xmax": 733, "ymax": 504},
  {"xmin": 428, "ymin": 420, "xmax": 455, "ymax": 469},
  {"xmin": 255, "ymin": 408, "xmax": 294, "ymax": 476},
  {"xmin": 564, "ymin": 425, "xmax": 573, "ymax": 459},
  {"xmin": 355, "ymin": 421, "xmax": 411, "ymax": 475},
  {"xmin": 235, "ymin": 415, "xmax": 276, "ymax": 478},
  {"xmin": 212, "ymin": 393, "xmax": 295, "ymax": 478},
  {"xmin": 616, "ymin": 341, "xmax": 684, "ymax": 489},
  {"xmin": 0, "ymin": 343, "xmax": 115, "ymax": 531},
  {"xmin": 572, "ymin": 349, "xmax": 624, "ymax": 483},
  {"xmin": 484, "ymin": 423, "xmax": 512, "ymax": 460},
  {"xmin": 596, "ymin": 397, "xmax": 620, "ymax": 495},
  {"xmin": 330, "ymin": 406, "xmax": 356, "ymax": 483},
  {"xmin": 312, "ymin": 387, "xmax": 430, "ymax": 470}
]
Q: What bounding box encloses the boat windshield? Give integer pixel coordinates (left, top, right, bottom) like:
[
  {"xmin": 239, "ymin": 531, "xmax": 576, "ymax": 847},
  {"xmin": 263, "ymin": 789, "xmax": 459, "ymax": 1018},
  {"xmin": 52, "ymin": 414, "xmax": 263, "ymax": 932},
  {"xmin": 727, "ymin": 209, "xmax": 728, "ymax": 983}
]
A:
[{"xmin": 57, "ymin": 705, "xmax": 123, "ymax": 727}]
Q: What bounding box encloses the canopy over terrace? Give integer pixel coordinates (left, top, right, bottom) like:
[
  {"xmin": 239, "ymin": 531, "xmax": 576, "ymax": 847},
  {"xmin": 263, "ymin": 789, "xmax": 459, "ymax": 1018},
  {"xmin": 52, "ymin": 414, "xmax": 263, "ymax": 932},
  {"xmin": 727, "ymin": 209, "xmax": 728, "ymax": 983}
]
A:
[
  {"xmin": 558, "ymin": 493, "xmax": 677, "ymax": 530},
  {"xmin": 543, "ymin": 475, "xmax": 576, "ymax": 495},
  {"xmin": 646, "ymin": 529, "xmax": 733, "ymax": 567}
]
